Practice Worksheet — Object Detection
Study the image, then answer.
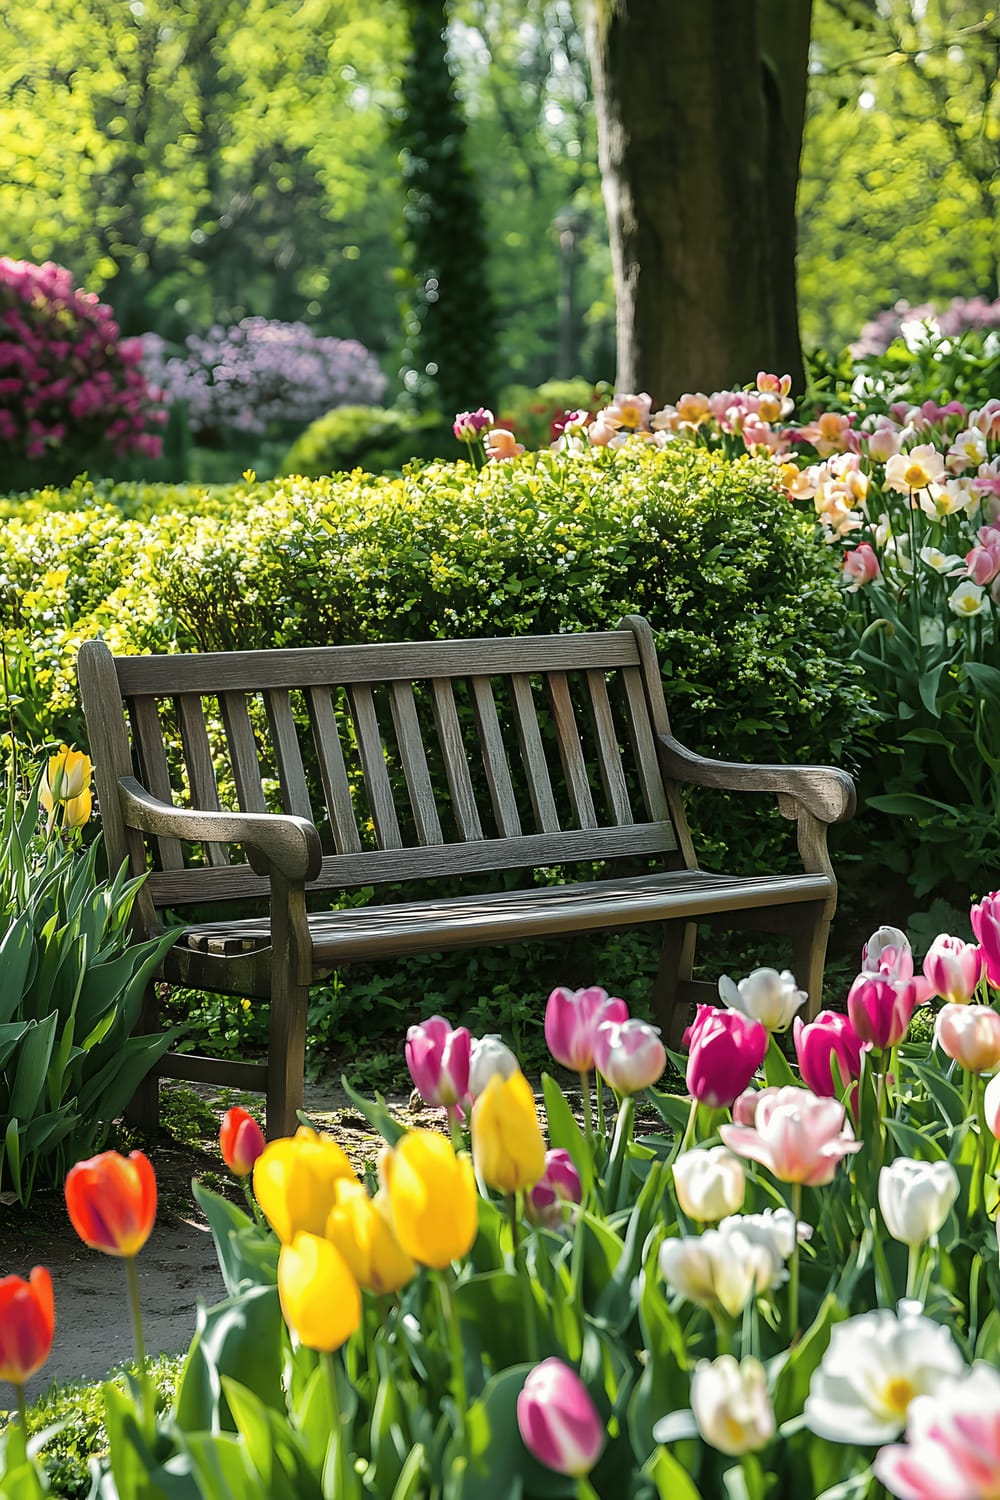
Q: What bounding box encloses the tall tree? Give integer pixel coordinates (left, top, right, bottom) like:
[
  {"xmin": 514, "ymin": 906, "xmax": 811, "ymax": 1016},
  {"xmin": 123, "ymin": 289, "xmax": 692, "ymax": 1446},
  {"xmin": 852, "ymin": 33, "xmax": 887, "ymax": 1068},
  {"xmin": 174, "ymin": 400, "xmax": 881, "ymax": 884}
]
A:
[{"xmin": 586, "ymin": 0, "xmax": 812, "ymax": 398}]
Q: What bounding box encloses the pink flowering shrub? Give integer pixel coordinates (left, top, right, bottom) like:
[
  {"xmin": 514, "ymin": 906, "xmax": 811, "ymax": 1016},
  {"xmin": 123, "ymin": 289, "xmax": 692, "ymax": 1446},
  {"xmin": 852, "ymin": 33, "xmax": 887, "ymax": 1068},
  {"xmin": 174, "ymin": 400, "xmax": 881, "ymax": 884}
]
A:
[
  {"xmin": 853, "ymin": 296, "xmax": 1000, "ymax": 357},
  {"xmin": 142, "ymin": 320, "xmax": 387, "ymax": 443},
  {"xmin": 0, "ymin": 258, "xmax": 166, "ymax": 470}
]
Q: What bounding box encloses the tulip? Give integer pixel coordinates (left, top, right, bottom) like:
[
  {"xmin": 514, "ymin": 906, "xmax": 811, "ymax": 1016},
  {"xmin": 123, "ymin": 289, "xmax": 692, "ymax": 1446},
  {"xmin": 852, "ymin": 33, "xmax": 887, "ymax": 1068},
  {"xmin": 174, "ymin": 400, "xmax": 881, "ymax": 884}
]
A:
[
  {"xmin": 253, "ymin": 1126, "xmax": 358, "ymax": 1244},
  {"xmin": 720, "ymin": 1085, "xmax": 862, "ymax": 1187},
  {"xmin": 65, "ymin": 1150, "xmax": 157, "ymax": 1257},
  {"xmin": 39, "ymin": 744, "xmax": 93, "ymax": 833},
  {"xmin": 847, "ymin": 974, "xmax": 926, "ymax": 1050},
  {"xmin": 405, "ymin": 1016, "xmax": 471, "ymax": 1110},
  {"xmin": 527, "ymin": 1147, "xmax": 582, "ymax": 1229},
  {"xmin": 878, "ymin": 1158, "xmax": 959, "ymax": 1249},
  {"xmin": 452, "ymin": 407, "xmax": 493, "ymax": 442},
  {"xmin": 471, "ymin": 1069, "xmax": 546, "ymax": 1194},
  {"xmin": 718, "ymin": 968, "xmax": 807, "ymax": 1032},
  {"xmin": 323, "ymin": 1180, "xmax": 416, "ymax": 1296},
  {"xmin": 862, "ymin": 926, "xmax": 914, "ymax": 982},
  {"xmin": 731, "ymin": 1087, "xmax": 779, "ymax": 1126},
  {"xmin": 672, "ymin": 1146, "xmax": 745, "ymax": 1222},
  {"xmin": 593, "ymin": 1017, "xmax": 666, "ymax": 1094},
  {"xmin": 277, "ymin": 1232, "xmax": 362, "ymax": 1352},
  {"xmin": 516, "ymin": 1359, "xmax": 605, "ymax": 1478},
  {"xmin": 984, "ymin": 1072, "xmax": 1000, "ymax": 1138},
  {"xmin": 381, "ymin": 1129, "xmax": 478, "ymax": 1267},
  {"xmin": 684, "ymin": 1005, "xmax": 768, "ymax": 1109},
  {"xmin": 935, "ymin": 1002, "xmax": 1000, "ymax": 1073},
  {"xmin": 484, "ymin": 428, "xmax": 526, "ymax": 461},
  {"xmin": 793, "ymin": 1010, "xmax": 866, "ymax": 1099},
  {"xmin": 544, "ymin": 986, "xmax": 628, "ymax": 1072},
  {"xmin": 0, "ymin": 1267, "xmax": 54, "ymax": 1388},
  {"xmin": 718, "ymin": 1207, "xmax": 811, "ymax": 1270},
  {"xmin": 468, "ymin": 1033, "xmax": 520, "ymax": 1099},
  {"xmin": 688, "ymin": 1355, "xmax": 775, "ymax": 1456},
  {"xmin": 219, "ymin": 1106, "xmax": 265, "ymax": 1177},
  {"xmin": 923, "ymin": 934, "xmax": 986, "ymax": 1004},
  {"xmin": 970, "ymin": 892, "xmax": 1000, "ymax": 988},
  {"xmin": 874, "ymin": 1363, "xmax": 1000, "ymax": 1500},
  {"xmin": 659, "ymin": 1228, "xmax": 775, "ymax": 1317}
]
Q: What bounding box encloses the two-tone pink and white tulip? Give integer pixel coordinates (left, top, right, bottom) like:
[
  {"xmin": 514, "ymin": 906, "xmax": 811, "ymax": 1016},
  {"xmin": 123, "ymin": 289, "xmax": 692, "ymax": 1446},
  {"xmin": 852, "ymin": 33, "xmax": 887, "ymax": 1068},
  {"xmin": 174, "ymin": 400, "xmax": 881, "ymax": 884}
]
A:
[
  {"xmin": 526, "ymin": 1148, "xmax": 582, "ymax": 1229},
  {"xmin": 718, "ymin": 968, "xmax": 807, "ymax": 1033},
  {"xmin": 684, "ymin": 1005, "xmax": 768, "ymax": 1109},
  {"xmin": 544, "ymin": 986, "xmax": 628, "ymax": 1072},
  {"xmin": 970, "ymin": 892, "xmax": 1000, "ymax": 989},
  {"xmin": 923, "ymin": 934, "xmax": 986, "ymax": 1004},
  {"xmin": 935, "ymin": 1003, "xmax": 1000, "ymax": 1073},
  {"xmin": 516, "ymin": 1358, "xmax": 605, "ymax": 1478},
  {"xmin": 862, "ymin": 926, "xmax": 915, "ymax": 982},
  {"xmin": 720, "ymin": 1085, "xmax": 862, "ymax": 1187},
  {"xmin": 405, "ymin": 1017, "xmax": 471, "ymax": 1110},
  {"xmin": 793, "ymin": 1010, "xmax": 867, "ymax": 1100},
  {"xmin": 874, "ymin": 1363, "xmax": 1000, "ymax": 1500},
  {"xmin": 593, "ymin": 1017, "xmax": 666, "ymax": 1094},
  {"xmin": 847, "ymin": 973, "xmax": 928, "ymax": 1050}
]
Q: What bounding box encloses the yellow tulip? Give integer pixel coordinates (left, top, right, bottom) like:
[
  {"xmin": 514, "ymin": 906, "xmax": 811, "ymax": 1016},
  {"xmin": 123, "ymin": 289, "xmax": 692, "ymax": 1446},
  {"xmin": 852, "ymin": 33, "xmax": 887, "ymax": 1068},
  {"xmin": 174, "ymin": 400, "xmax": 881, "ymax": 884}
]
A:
[
  {"xmin": 381, "ymin": 1130, "xmax": 477, "ymax": 1269},
  {"xmin": 277, "ymin": 1232, "xmax": 361, "ymax": 1352},
  {"xmin": 62, "ymin": 788, "xmax": 92, "ymax": 830},
  {"xmin": 471, "ymin": 1070, "xmax": 546, "ymax": 1194},
  {"xmin": 41, "ymin": 745, "xmax": 93, "ymax": 807},
  {"xmin": 324, "ymin": 1180, "xmax": 416, "ymax": 1295},
  {"xmin": 253, "ymin": 1126, "xmax": 358, "ymax": 1244}
]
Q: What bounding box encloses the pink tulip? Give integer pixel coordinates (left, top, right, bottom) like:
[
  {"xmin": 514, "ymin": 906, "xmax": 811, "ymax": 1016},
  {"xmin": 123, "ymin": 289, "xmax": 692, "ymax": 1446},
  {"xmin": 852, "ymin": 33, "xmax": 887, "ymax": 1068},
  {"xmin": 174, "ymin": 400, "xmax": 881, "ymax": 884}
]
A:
[
  {"xmin": 867, "ymin": 425, "xmax": 902, "ymax": 462},
  {"xmin": 843, "ymin": 544, "xmax": 881, "ymax": 591},
  {"xmin": 935, "ymin": 1003, "xmax": 1000, "ymax": 1073},
  {"xmin": 847, "ymin": 974, "xmax": 927, "ymax": 1050},
  {"xmin": 404, "ymin": 1016, "xmax": 471, "ymax": 1109},
  {"xmin": 793, "ymin": 1010, "xmax": 867, "ymax": 1099},
  {"xmin": 923, "ymin": 934, "xmax": 986, "ymax": 1004},
  {"xmin": 684, "ymin": 1005, "xmax": 768, "ymax": 1109},
  {"xmin": 966, "ymin": 547, "xmax": 1000, "ymax": 586},
  {"xmin": 731, "ymin": 1088, "xmax": 779, "ymax": 1126},
  {"xmin": 527, "ymin": 1148, "xmax": 583, "ymax": 1228},
  {"xmin": 593, "ymin": 1017, "xmax": 666, "ymax": 1094},
  {"xmin": 862, "ymin": 926, "xmax": 914, "ymax": 982},
  {"xmin": 970, "ymin": 893, "xmax": 1000, "ymax": 988},
  {"xmin": 720, "ymin": 1085, "xmax": 862, "ymax": 1186},
  {"xmin": 544, "ymin": 987, "xmax": 629, "ymax": 1072},
  {"xmin": 517, "ymin": 1358, "xmax": 605, "ymax": 1478},
  {"xmin": 874, "ymin": 1364, "xmax": 1000, "ymax": 1500},
  {"xmin": 985, "ymin": 1072, "xmax": 1000, "ymax": 1138}
]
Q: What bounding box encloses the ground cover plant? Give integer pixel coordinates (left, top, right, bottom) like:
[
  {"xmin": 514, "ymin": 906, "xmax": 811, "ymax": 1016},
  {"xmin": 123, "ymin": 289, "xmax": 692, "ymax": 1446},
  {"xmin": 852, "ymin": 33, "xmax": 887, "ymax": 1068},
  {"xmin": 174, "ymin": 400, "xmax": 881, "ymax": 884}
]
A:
[{"xmin": 4, "ymin": 900, "xmax": 1000, "ymax": 1497}]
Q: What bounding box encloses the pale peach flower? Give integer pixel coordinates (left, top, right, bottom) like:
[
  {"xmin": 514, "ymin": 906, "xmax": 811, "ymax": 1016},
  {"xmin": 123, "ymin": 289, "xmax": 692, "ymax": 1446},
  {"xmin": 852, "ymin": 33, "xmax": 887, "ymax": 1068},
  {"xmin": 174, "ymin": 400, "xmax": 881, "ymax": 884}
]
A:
[{"xmin": 884, "ymin": 444, "xmax": 947, "ymax": 494}]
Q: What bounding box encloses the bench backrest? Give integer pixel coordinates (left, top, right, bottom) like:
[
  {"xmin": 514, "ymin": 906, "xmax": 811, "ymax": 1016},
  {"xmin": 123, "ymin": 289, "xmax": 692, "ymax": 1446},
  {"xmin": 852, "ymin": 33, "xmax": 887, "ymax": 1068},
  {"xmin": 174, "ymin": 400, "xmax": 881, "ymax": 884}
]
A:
[{"xmin": 78, "ymin": 614, "xmax": 694, "ymax": 920}]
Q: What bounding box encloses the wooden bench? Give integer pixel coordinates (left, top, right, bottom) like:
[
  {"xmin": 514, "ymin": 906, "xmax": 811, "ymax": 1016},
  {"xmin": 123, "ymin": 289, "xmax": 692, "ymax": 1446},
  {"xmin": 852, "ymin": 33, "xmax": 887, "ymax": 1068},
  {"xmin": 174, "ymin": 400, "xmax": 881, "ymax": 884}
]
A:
[{"xmin": 77, "ymin": 615, "xmax": 855, "ymax": 1137}]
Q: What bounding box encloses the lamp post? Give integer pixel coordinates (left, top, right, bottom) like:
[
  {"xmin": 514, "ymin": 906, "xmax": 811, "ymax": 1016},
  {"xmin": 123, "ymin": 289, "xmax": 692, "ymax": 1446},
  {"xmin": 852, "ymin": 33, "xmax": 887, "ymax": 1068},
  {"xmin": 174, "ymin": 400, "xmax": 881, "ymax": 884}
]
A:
[{"xmin": 553, "ymin": 208, "xmax": 587, "ymax": 378}]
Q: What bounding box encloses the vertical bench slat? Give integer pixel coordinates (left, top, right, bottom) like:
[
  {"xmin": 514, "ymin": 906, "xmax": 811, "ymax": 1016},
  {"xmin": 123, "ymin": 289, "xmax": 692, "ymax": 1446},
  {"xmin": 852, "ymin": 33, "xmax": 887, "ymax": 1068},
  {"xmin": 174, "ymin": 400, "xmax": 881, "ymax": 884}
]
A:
[
  {"xmin": 177, "ymin": 693, "xmax": 230, "ymax": 866},
  {"xmin": 547, "ymin": 671, "xmax": 598, "ymax": 829},
  {"xmin": 347, "ymin": 684, "xmax": 403, "ymax": 850},
  {"xmin": 389, "ymin": 681, "xmax": 444, "ymax": 846},
  {"xmin": 471, "ymin": 677, "xmax": 522, "ymax": 838},
  {"xmin": 586, "ymin": 669, "xmax": 634, "ymax": 826},
  {"xmin": 264, "ymin": 689, "xmax": 314, "ymax": 824},
  {"xmin": 510, "ymin": 674, "xmax": 560, "ymax": 833},
  {"xmin": 307, "ymin": 687, "xmax": 363, "ymax": 854},
  {"xmin": 219, "ymin": 691, "xmax": 267, "ymax": 813},
  {"xmin": 621, "ymin": 666, "xmax": 672, "ymax": 822},
  {"xmin": 129, "ymin": 697, "xmax": 185, "ymax": 870},
  {"xmin": 430, "ymin": 678, "xmax": 483, "ymax": 841}
]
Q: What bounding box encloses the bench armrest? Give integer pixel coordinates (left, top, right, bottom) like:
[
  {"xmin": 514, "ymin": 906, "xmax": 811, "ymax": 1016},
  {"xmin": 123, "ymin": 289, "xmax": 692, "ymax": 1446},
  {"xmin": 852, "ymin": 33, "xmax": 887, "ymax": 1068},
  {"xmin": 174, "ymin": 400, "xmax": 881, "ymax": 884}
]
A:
[
  {"xmin": 658, "ymin": 735, "xmax": 856, "ymax": 825},
  {"xmin": 117, "ymin": 777, "xmax": 323, "ymax": 883}
]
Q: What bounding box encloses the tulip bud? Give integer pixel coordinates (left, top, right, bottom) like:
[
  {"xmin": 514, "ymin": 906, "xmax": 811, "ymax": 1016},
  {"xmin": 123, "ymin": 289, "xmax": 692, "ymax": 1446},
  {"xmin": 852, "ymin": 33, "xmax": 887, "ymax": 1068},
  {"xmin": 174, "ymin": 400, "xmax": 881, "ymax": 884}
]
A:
[
  {"xmin": 39, "ymin": 744, "xmax": 94, "ymax": 832},
  {"xmin": 471, "ymin": 1069, "xmax": 546, "ymax": 1193},
  {"xmin": 544, "ymin": 986, "xmax": 629, "ymax": 1072},
  {"xmin": 527, "ymin": 1148, "xmax": 582, "ymax": 1228},
  {"xmin": 718, "ymin": 969, "xmax": 807, "ymax": 1032},
  {"xmin": 253, "ymin": 1126, "xmax": 358, "ymax": 1244},
  {"xmin": 862, "ymin": 927, "xmax": 914, "ymax": 982},
  {"xmin": 0, "ymin": 1267, "xmax": 55, "ymax": 1385},
  {"xmin": 688, "ymin": 1355, "xmax": 776, "ymax": 1456},
  {"xmin": 878, "ymin": 1158, "xmax": 959, "ymax": 1248},
  {"xmin": 659, "ymin": 1229, "xmax": 769, "ymax": 1317},
  {"xmin": 65, "ymin": 1150, "xmax": 157, "ymax": 1258},
  {"xmin": 405, "ymin": 1016, "xmax": 471, "ymax": 1109},
  {"xmin": 970, "ymin": 893, "xmax": 1000, "ymax": 988},
  {"xmin": 277, "ymin": 1232, "xmax": 362, "ymax": 1352},
  {"xmin": 847, "ymin": 974, "xmax": 925, "ymax": 1049},
  {"xmin": 923, "ymin": 935, "xmax": 986, "ymax": 1004},
  {"xmin": 672, "ymin": 1146, "xmax": 745, "ymax": 1222},
  {"xmin": 219, "ymin": 1106, "xmax": 265, "ymax": 1177},
  {"xmin": 324, "ymin": 1180, "xmax": 416, "ymax": 1295},
  {"xmin": 381, "ymin": 1129, "xmax": 478, "ymax": 1267},
  {"xmin": 468, "ymin": 1033, "xmax": 520, "ymax": 1099},
  {"xmin": 516, "ymin": 1359, "xmax": 605, "ymax": 1478},
  {"xmin": 592, "ymin": 1016, "xmax": 666, "ymax": 1094},
  {"xmin": 793, "ymin": 1010, "xmax": 866, "ymax": 1099},
  {"xmin": 684, "ymin": 1005, "xmax": 768, "ymax": 1108},
  {"xmin": 935, "ymin": 1003, "xmax": 1000, "ymax": 1073}
]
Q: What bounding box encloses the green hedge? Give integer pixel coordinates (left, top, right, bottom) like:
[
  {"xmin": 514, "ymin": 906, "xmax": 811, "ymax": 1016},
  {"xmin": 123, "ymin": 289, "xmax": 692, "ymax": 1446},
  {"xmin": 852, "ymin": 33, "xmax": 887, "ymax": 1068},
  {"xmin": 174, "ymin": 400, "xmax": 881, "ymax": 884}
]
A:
[{"xmin": 280, "ymin": 404, "xmax": 454, "ymax": 478}]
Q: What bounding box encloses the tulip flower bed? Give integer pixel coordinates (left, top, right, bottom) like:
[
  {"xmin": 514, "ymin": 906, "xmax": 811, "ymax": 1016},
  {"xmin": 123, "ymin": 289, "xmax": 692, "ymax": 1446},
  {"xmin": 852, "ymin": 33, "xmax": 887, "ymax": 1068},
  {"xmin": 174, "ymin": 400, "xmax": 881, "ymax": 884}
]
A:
[{"xmin": 5, "ymin": 897, "xmax": 1000, "ymax": 1499}]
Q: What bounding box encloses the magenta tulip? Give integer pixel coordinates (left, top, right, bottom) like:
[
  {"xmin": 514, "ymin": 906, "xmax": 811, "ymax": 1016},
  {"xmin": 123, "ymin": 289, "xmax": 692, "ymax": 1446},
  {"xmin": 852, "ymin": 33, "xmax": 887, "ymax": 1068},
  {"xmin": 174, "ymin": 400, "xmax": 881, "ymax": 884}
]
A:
[
  {"xmin": 593, "ymin": 1017, "xmax": 666, "ymax": 1094},
  {"xmin": 517, "ymin": 1358, "xmax": 605, "ymax": 1477},
  {"xmin": 684, "ymin": 1005, "xmax": 768, "ymax": 1109},
  {"xmin": 544, "ymin": 986, "xmax": 629, "ymax": 1072},
  {"xmin": 720, "ymin": 1085, "xmax": 862, "ymax": 1187},
  {"xmin": 793, "ymin": 1010, "xmax": 866, "ymax": 1099},
  {"xmin": 527, "ymin": 1148, "xmax": 583, "ymax": 1228},
  {"xmin": 970, "ymin": 892, "xmax": 1000, "ymax": 988},
  {"xmin": 847, "ymin": 974, "xmax": 927, "ymax": 1050},
  {"xmin": 922, "ymin": 934, "xmax": 985, "ymax": 1004},
  {"xmin": 404, "ymin": 1016, "xmax": 471, "ymax": 1109}
]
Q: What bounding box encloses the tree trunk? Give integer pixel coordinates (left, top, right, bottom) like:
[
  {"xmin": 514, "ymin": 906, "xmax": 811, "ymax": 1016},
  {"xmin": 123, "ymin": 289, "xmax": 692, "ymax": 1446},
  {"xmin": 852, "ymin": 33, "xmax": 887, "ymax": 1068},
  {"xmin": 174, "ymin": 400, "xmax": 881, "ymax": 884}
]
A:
[{"xmin": 587, "ymin": 0, "xmax": 811, "ymax": 401}]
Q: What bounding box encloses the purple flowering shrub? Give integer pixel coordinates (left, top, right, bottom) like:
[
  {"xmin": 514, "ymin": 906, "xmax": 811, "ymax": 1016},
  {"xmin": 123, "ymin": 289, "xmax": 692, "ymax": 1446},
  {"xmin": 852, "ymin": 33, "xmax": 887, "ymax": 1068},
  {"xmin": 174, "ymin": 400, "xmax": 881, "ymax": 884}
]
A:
[
  {"xmin": 0, "ymin": 259, "xmax": 166, "ymax": 468},
  {"xmin": 142, "ymin": 319, "xmax": 388, "ymax": 442},
  {"xmin": 853, "ymin": 296, "xmax": 1000, "ymax": 357}
]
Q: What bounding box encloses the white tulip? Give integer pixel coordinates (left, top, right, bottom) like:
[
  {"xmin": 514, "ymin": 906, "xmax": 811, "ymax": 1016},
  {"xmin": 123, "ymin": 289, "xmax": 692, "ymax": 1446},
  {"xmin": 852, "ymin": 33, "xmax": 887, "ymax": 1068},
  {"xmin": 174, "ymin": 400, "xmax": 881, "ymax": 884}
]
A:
[
  {"xmin": 718, "ymin": 1208, "xmax": 812, "ymax": 1280},
  {"xmin": 717, "ymin": 968, "xmax": 807, "ymax": 1032},
  {"xmin": 467, "ymin": 1034, "xmax": 520, "ymax": 1099},
  {"xmin": 690, "ymin": 1356, "xmax": 775, "ymax": 1456},
  {"xmin": 659, "ymin": 1229, "xmax": 771, "ymax": 1318},
  {"xmin": 672, "ymin": 1147, "xmax": 745, "ymax": 1223},
  {"xmin": 878, "ymin": 1158, "xmax": 959, "ymax": 1248}
]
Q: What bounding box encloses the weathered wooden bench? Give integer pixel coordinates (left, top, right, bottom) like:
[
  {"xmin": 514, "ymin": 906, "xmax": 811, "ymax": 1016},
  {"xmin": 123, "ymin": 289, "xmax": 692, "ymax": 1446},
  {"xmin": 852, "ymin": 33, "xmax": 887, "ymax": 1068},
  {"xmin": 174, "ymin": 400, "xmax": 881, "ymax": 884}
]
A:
[{"xmin": 78, "ymin": 615, "xmax": 855, "ymax": 1137}]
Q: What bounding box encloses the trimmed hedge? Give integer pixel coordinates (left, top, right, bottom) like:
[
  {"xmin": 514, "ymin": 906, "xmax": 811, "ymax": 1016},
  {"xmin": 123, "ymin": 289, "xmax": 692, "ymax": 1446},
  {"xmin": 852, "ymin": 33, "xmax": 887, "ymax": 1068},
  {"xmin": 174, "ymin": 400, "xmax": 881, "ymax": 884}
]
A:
[{"xmin": 280, "ymin": 404, "xmax": 454, "ymax": 478}]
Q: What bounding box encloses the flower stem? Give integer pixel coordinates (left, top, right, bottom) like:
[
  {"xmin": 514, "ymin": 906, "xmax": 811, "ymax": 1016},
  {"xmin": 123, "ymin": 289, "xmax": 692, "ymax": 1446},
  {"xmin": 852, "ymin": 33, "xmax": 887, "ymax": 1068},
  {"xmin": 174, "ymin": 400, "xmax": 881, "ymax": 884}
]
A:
[
  {"xmin": 15, "ymin": 1380, "xmax": 27, "ymax": 1430},
  {"xmin": 124, "ymin": 1254, "xmax": 154, "ymax": 1434},
  {"xmin": 677, "ymin": 1096, "xmax": 699, "ymax": 1158},
  {"xmin": 576, "ymin": 1477, "xmax": 601, "ymax": 1500},
  {"xmin": 579, "ymin": 1070, "xmax": 592, "ymax": 1147},
  {"xmin": 605, "ymin": 1094, "xmax": 635, "ymax": 1207},
  {"xmin": 508, "ymin": 1192, "xmax": 521, "ymax": 1254},
  {"xmin": 437, "ymin": 1271, "xmax": 468, "ymax": 1444},
  {"xmin": 321, "ymin": 1350, "xmax": 351, "ymax": 1500},
  {"xmin": 788, "ymin": 1183, "xmax": 802, "ymax": 1340},
  {"xmin": 905, "ymin": 1243, "xmax": 921, "ymax": 1301},
  {"xmin": 448, "ymin": 1105, "xmax": 464, "ymax": 1153}
]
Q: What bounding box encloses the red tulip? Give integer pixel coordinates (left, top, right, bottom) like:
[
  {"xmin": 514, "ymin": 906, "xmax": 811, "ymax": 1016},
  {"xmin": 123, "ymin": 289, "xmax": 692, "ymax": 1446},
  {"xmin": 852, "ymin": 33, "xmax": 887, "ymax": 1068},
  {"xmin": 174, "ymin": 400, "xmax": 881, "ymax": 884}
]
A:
[
  {"xmin": 220, "ymin": 1106, "xmax": 266, "ymax": 1176},
  {"xmin": 65, "ymin": 1150, "xmax": 157, "ymax": 1257},
  {"xmin": 0, "ymin": 1267, "xmax": 54, "ymax": 1385}
]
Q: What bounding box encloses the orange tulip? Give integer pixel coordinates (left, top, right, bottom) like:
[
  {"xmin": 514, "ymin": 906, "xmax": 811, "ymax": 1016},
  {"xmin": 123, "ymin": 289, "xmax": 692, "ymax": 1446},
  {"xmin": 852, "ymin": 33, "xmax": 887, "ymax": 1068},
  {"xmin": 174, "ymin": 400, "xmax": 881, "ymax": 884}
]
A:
[
  {"xmin": 0, "ymin": 1267, "xmax": 54, "ymax": 1385},
  {"xmin": 220, "ymin": 1106, "xmax": 266, "ymax": 1177},
  {"xmin": 65, "ymin": 1150, "xmax": 157, "ymax": 1257}
]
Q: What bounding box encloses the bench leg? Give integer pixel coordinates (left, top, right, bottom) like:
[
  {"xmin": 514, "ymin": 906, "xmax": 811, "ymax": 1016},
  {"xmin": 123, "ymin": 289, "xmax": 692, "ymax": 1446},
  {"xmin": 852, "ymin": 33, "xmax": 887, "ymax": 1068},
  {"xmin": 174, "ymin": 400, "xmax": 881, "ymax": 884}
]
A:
[
  {"xmin": 652, "ymin": 920, "xmax": 698, "ymax": 1049},
  {"xmin": 266, "ymin": 976, "xmax": 309, "ymax": 1140},
  {"xmin": 125, "ymin": 979, "xmax": 161, "ymax": 1135},
  {"xmin": 791, "ymin": 902, "xmax": 833, "ymax": 1021}
]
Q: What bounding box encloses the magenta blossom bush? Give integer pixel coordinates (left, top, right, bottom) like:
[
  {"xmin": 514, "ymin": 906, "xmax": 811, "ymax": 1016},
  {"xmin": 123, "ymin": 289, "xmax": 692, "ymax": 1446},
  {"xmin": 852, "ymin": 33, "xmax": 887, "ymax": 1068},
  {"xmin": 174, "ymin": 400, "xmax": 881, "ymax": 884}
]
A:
[
  {"xmin": 852, "ymin": 296, "xmax": 1000, "ymax": 357},
  {"xmin": 0, "ymin": 258, "xmax": 166, "ymax": 466},
  {"xmin": 142, "ymin": 319, "xmax": 387, "ymax": 441}
]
